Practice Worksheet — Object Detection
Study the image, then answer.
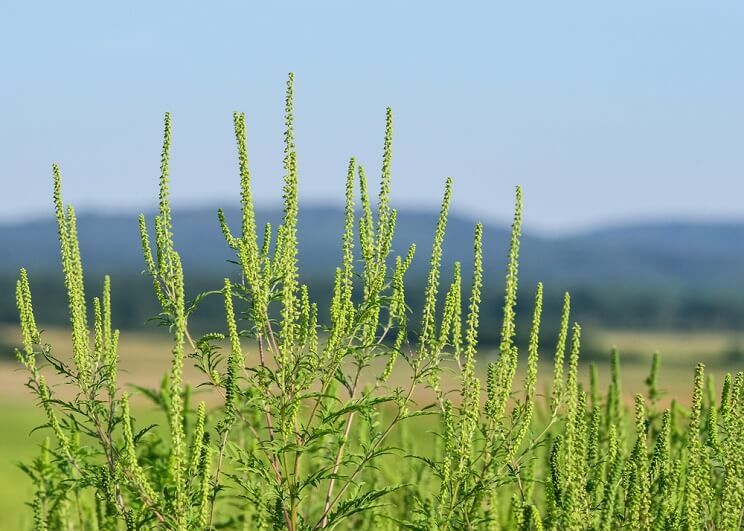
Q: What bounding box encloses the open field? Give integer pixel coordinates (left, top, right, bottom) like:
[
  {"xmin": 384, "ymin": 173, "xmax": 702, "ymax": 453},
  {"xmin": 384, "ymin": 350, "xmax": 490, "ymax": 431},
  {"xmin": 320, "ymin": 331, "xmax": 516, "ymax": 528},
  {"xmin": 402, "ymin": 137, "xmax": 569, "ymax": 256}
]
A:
[
  {"xmin": 586, "ymin": 327, "xmax": 744, "ymax": 364},
  {"xmin": 3, "ymin": 323, "xmax": 739, "ymax": 399},
  {"xmin": 1, "ymin": 324, "xmax": 740, "ymax": 528},
  {"xmin": 2, "ymin": 324, "xmax": 739, "ymax": 406}
]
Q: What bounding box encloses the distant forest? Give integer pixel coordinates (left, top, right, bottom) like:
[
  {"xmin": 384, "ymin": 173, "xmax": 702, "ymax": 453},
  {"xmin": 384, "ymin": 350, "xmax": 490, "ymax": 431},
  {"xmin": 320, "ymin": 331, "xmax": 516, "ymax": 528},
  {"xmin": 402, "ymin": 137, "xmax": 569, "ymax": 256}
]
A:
[{"xmin": 3, "ymin": 206, "xmax": 744, "ymax": 342}]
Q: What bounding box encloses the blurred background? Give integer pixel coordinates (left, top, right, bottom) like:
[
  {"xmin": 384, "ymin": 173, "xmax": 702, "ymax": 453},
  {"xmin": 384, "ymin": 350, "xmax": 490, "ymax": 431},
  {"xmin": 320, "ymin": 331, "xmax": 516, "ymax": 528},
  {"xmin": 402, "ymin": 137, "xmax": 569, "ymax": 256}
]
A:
[{"xmin": 1, "ymin": 1, "xmax": 743, "ymax": 526}]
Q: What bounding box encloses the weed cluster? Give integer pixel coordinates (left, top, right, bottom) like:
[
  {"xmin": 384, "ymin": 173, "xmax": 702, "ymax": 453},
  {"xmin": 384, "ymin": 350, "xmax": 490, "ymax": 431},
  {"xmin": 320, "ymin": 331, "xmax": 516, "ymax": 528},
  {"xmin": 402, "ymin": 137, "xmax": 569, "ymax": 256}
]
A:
[{"xmin": 16, "ymin": 75, "xmax": 744, "ymax": 530}]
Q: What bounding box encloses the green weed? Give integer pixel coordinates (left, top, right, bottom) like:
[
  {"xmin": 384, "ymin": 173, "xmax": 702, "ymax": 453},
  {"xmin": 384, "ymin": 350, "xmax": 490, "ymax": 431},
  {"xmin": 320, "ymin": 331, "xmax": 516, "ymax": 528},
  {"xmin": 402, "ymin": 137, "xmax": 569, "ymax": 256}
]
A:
[{"xmin": 14, "ymin": 74, "xmax": 744, "ymax": 530}]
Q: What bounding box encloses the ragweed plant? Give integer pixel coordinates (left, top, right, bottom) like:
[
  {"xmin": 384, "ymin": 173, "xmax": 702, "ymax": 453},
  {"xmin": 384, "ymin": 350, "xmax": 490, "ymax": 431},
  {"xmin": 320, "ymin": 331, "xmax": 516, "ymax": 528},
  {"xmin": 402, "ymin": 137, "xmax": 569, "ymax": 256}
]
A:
[{"xmin": 16, "ymin": 74, "xmax": 744, "ymax": 530}]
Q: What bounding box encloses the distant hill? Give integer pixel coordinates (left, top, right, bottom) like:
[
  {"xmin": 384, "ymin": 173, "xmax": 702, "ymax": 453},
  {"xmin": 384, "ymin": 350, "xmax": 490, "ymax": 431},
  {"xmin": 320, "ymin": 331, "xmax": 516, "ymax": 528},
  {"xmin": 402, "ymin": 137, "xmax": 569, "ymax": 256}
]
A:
[
  {"xmin": 2, "ymin": 206, "xmax": 743, "ymax": 293},
  {"xmin": 1, "ymin": 207, "xmax": 743, "ymax": 333}
]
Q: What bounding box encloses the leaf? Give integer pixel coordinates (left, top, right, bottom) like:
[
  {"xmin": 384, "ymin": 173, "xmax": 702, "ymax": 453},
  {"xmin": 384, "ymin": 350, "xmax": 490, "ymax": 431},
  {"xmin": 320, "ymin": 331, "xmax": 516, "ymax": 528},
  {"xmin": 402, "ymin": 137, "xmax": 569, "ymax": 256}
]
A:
[{"xmin": 326, "ymin": 485, "xmax": 404, "ymax": 527}]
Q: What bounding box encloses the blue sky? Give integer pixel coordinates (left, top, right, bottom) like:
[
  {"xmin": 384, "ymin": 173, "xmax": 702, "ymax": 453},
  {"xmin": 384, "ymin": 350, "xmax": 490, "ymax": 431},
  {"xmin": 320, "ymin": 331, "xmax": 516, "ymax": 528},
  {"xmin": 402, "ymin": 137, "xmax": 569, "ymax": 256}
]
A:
[{"xmin": 2, "ymin": 1, "xmax": 743, "ymax": 233}]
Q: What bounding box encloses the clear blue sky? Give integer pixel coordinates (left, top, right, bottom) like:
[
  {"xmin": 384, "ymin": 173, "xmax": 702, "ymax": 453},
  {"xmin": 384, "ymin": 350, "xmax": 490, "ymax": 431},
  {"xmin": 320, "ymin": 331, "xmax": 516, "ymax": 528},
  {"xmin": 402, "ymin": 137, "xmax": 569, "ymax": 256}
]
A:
[{"xmin": 2, "ymin": 1, "xmax": 743, "ymax": 233}]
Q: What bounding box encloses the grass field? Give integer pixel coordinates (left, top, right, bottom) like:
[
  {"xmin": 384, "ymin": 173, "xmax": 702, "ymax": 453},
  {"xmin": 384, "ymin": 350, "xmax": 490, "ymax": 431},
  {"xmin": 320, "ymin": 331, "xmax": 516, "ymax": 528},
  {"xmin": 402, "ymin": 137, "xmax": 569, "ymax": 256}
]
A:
[{"xmin": 0, "ymin": 324, "xmax": 741, "ymax": 528}]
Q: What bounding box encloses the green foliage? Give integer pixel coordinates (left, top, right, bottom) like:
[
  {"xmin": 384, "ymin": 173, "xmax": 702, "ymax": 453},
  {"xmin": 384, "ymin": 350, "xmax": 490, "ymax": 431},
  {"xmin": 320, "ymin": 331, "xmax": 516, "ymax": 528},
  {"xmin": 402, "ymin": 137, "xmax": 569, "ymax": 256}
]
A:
[{"xmin": 15, "ymin": 75, "xmax": 744, "ymax": 530}]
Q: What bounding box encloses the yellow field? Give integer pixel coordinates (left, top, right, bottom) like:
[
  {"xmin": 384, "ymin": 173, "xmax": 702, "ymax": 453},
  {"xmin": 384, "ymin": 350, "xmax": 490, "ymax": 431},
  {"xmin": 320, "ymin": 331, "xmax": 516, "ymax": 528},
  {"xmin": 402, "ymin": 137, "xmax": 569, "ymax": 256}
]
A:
[{"xmin": 586, "ymin": 327, "xmax": 744, "ymax": 362}]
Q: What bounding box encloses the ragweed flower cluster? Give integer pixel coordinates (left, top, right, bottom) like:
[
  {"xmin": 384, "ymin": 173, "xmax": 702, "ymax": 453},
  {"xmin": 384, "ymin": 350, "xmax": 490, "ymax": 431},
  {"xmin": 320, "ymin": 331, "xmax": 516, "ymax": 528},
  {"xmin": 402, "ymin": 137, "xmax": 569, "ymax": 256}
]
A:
[{"xmin": 15, "ymin": 74, "xmax": 744, "ymax": 530}]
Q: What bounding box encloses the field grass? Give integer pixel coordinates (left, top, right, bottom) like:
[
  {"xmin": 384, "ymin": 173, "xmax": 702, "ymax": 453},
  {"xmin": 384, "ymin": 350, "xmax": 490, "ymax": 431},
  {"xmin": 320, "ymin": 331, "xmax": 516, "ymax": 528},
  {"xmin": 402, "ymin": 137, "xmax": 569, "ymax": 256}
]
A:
[
  {"xmin": 0, "ymin": 403, "xmax": 45, "ymax": 530},
  {"xmin": 586, "ymin": 327, "xmax": 744, "ymax": 364},
  {"xmin": 1, "ymin": 324, "xmax": 740, "ymax": 529}
]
